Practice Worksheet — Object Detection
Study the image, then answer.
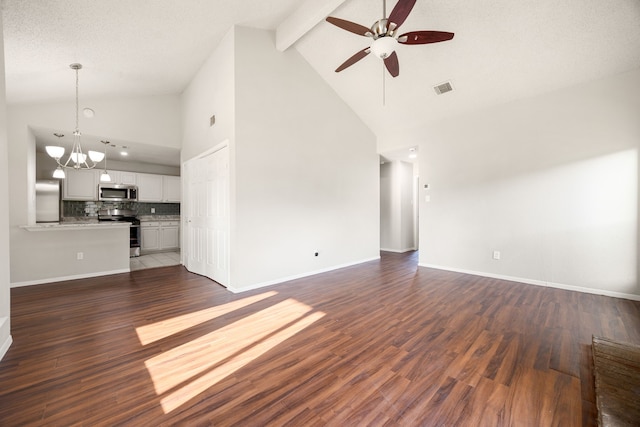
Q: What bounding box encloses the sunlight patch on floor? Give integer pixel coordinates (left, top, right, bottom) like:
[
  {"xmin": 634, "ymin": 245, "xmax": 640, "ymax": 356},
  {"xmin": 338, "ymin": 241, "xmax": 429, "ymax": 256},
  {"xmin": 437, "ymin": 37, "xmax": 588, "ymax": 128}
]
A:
[
  {"xmin": 135, "ymin": 291, "xmax": 278, "ymax": 345},
  {"xmin": 142, "ymin": 298, "xmax": 325, "ymax": 413}
]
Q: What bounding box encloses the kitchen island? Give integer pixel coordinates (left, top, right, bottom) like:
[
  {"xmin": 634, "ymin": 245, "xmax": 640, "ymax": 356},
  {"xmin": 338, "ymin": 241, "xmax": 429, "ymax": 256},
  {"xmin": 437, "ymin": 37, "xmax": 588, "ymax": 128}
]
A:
[{"xmin": 13, "ymin": 219, "xmax": 131, "ymax": 287}]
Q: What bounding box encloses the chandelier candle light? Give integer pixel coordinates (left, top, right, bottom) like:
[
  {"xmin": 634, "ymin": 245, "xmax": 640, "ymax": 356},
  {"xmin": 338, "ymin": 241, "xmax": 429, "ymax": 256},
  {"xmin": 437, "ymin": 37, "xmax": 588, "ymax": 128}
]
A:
[
  {"xmin": 46, "ymin": 63, "xmax": 105, "ymax": 179},
  {"xmin": 99, "ymin": 140, "xmax": 111, "ymax": 182}
]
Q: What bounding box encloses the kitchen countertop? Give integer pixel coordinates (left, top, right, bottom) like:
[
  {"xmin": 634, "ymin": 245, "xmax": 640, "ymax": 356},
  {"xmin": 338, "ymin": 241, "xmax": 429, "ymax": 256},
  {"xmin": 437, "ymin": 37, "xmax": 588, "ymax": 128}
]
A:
[
  {"xmin": 60, "ymin": 217, "xmax": 100, "ymax": 224},
  {"xmin": 22, "ymin": 221, "xmax": 131, "ymax": 232}
]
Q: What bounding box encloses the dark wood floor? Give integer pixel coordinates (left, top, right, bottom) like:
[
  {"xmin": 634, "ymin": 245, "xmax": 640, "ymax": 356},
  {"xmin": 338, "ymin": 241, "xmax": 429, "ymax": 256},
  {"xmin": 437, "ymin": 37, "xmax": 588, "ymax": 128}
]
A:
[{"xmin": 1, "ymin": 251, "xmax": 639, "ymax": 426}]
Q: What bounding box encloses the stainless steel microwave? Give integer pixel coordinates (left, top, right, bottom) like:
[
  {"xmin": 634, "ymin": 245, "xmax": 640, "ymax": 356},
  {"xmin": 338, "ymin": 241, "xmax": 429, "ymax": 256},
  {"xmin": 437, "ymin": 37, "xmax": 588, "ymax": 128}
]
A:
[{"xmin": 98, "ymin": 184, "xmax": 138, "ymax": 202}]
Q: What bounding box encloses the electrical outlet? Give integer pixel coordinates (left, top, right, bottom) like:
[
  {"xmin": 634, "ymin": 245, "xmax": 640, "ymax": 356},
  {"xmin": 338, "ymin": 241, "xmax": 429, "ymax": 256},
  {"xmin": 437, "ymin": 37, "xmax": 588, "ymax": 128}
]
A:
[
  {"xmin": 77, "ymin": 252, "xmax": 84, "ymax": 260},
  {"xmin": 492, "ymin": 250, "xmax": 501, "ymax": 260},
  {"xmin": 151, "ymin": 207, "xmax": 155, "ymax": 214}
]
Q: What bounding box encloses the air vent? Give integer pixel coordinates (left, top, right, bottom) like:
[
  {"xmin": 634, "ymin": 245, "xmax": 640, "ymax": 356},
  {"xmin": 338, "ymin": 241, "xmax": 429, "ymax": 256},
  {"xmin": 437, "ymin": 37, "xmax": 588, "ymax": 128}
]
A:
[{"xmin": 434, "ymin": 81, "xmax": 453, "ymax": 95}]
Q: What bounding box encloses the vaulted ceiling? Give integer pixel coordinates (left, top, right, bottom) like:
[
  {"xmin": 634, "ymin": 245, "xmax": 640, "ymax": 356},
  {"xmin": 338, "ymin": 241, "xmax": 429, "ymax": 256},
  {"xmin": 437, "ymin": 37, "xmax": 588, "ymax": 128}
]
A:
[{"xmin": 3, "ymin": 0, "xmax": 640, "ymax": 165}]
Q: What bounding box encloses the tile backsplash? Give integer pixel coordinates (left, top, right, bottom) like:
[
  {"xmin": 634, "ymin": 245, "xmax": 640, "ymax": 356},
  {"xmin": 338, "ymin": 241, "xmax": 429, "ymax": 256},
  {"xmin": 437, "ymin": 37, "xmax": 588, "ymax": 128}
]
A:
[
  {"xmin": 137, "ymin": 203, "xmax": 180, "ymax": 216},
  {"xmin": 63, "ymin": 201, "xmax": 180, "ymax": 217}
]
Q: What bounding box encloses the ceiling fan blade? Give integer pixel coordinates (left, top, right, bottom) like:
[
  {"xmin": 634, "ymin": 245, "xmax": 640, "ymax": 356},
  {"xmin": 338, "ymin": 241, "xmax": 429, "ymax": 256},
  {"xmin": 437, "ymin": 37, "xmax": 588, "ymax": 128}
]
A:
[
  {"xmin": 388, "ymin": 0, "xmax": 417, "ymax": 28},
  {"xmin": 335, "ymin": 48, "xmax": 371, "ymax": 72},
  {"xmin": 398, "ymin": 31, "xmax": 455, "ymax": 45},
  {"xmin": 326, "ymin": 17, "xmax": 372, "ymax": 37},
  {"xmin": 383, "ymin": 51, "xmax": 399, "ymax": 77}
]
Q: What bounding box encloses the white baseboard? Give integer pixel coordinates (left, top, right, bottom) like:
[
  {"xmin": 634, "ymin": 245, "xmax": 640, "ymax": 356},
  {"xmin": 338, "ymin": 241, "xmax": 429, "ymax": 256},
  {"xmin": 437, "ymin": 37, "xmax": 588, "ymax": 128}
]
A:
[
  {"xmin": 0, "ymin": 335, "xmax": 12, "ymax": 361},
  {"xmin": 0, "ymin": 317, "xmax": 12, "ymax": 361},
  {"xmin": 419, "ymin": 263, "xmax": 640, "ymax": 301},
  {"xmin": 11, "ymin": 268, "xmax": 131, "ymax": 288},
  {"xmin": 380, "ymin": 247, "xmax": 417, "ymax": 253},
  {"xmin": 227, "ymin": 256, "xmax": 381, "ymax": 294}
]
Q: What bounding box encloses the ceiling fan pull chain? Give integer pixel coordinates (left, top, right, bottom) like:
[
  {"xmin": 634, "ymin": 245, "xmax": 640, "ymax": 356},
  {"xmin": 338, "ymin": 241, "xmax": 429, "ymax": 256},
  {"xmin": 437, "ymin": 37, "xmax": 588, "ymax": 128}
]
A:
[{"xmin": 382, "ymin": 63, "xmax": 386, "ymax": 106}]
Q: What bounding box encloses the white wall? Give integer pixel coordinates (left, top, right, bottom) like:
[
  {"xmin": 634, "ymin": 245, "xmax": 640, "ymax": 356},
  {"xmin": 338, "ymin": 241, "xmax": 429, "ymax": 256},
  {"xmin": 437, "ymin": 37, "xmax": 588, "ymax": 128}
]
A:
[
  {"xmin": 380, "ymin": 162, "xmax": 394, "ymax": 250},
  {"xmin": 401, "ymin": 68, "xmax": 640, "ymax": 299},
  {"xmin": 182, "ymin": 26, "xmax": 379, "ymax": 291},
  {"xmin": 13, "ymin": 95, "xmax": 182, "ymax": 150},
  {"xmin": 8, "ymin": 95, "xmax": 181, "ymax": 285},
  {"xmin": 232, "ymin": 26, "xmax": 379, "ymax": 290},
  {"xmin": 380, "ymin": 160, "xmax": 416, "ymax": 252},
  {"xmin": 181, "ymin": 28, "xmax": 236, "ymax": 163},
  {"xmin": 36, "ymin": 152, "xmax": 180, "ymax": 179},
  {"xmin": 0, "ymin": 10, "xmax": 13, "ymax": 360}
]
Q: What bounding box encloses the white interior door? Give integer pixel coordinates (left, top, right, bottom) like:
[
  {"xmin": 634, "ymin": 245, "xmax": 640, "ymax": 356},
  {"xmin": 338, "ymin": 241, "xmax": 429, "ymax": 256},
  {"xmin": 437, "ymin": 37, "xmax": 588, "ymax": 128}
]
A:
[{"xmin": 183, "ymin": 143, "xmax": 230, "ymax": 286}]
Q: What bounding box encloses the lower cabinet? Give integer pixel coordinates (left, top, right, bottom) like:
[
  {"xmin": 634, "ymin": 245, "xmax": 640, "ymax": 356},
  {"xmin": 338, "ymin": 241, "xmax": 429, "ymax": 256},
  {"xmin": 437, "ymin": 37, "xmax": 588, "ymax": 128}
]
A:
[
  {"xmin": 161, "ymin": 224, "xmax": 180, "ymax": 249},
  {"xmin": 141, "ymin": 220, "xmax": 180, "ymax": 253}
]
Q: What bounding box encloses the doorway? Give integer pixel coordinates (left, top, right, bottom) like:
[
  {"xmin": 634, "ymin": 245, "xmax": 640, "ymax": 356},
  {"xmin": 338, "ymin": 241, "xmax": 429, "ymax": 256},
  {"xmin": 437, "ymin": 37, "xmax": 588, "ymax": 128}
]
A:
[
  {"xmin": 182, "ymin": 142, "xmax": 230, "ymax": 286},
  {"xmin": 379, "ymin": 147, "xmax": 419, "ymax": 253}
]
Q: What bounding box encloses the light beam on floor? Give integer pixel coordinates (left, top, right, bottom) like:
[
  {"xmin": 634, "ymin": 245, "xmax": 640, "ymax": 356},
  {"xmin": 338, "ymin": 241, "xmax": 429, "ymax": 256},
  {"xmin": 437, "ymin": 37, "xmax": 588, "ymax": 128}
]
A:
[
  {"xmin": 142, "ymin": 298, "xmax": 325, "ymax": 413},
  {"xmin": 135, "ymin": 291, "xmax": 278, "ymax": 345}
]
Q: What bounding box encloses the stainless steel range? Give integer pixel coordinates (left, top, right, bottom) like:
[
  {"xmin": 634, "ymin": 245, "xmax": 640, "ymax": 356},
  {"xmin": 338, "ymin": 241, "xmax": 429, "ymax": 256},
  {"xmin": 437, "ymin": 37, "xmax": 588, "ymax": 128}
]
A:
[{"xmin": 97, "ymin": 209, "xmax": 141, "ymax": 257}]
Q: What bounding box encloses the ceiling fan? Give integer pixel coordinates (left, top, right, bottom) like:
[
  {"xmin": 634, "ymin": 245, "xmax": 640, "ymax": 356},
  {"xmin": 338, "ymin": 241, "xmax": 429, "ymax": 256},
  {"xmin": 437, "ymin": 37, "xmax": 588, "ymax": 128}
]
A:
[{"xmin": 326, "ymin": 0, "xmax": 454, "ymax": 78}]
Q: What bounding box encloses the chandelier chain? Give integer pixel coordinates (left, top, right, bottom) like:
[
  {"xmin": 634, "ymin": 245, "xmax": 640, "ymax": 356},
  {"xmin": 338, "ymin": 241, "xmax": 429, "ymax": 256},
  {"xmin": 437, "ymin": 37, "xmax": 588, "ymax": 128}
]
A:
[{"xmin": 75, "ymin": 67, "xmax": 79, "ymax": 132}]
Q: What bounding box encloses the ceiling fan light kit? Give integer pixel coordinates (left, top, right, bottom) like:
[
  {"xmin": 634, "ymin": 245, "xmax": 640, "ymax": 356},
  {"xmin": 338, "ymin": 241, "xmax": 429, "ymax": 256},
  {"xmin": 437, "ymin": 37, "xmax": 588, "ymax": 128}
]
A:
[
  {"xmin": 371, "ymin": 35, "xmax": 398, "ymax": 59},
  {"xmin": 326, "ymin": 0, "xmax": 454, "ymax": 78}
]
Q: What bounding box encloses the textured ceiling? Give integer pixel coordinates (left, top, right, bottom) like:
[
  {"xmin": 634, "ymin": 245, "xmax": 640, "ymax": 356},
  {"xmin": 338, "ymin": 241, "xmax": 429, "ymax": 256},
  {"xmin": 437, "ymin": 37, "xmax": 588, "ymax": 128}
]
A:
[
  {"xmin": 3, "ymin": 0, "xmax": 640, "ymax": 166},
  {"xmin": 296, "ymin": 0, "xmax": 640, "ymax": 143},
  {"xmin": 2, "ymin": 0, "xmax": 302, "ymax": 103}
]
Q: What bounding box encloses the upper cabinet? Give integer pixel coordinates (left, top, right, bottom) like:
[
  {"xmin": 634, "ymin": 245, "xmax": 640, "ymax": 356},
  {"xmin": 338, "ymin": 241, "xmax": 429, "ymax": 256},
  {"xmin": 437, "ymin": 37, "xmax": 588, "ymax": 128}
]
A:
[
  {"xmin": 62, "ymin": 170, "xmax": 180, "ymax": 202},
  {"xmin": 138, "ymin": 173, "xmax": 181, "ymax": 203},
  {"xmin": 63, "ymin": 169, "xmax": 98, "ymax": 200},
  {"xmin": 107, "ymin": 170, "xmax": 137, "ymax": 185},
  {"xmin": 137, "ymin": 173, "xmax": 164, "ymax": 202},
  {"xmin": 163, "ymin": 176, "xmax": 181, "ymax": 203}
]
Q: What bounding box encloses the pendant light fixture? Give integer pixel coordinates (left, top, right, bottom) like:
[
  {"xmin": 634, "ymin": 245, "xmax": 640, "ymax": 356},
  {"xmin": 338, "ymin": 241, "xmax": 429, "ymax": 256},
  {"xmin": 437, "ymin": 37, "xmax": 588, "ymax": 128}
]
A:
[
  {"xmin": 46, "ymin": 63, "xmax": 104, "ymax": 179},
  {"xmin": 99, "ymin": 140, "xmax": 111, "ymax": 182}
]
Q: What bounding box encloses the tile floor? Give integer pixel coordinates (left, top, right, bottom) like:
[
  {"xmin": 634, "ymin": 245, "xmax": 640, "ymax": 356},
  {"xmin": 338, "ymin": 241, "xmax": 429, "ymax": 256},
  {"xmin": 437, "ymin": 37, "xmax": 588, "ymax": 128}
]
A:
[{"xmin": 130, "ymin": 251, "xmax": 181, "ymax": 271}]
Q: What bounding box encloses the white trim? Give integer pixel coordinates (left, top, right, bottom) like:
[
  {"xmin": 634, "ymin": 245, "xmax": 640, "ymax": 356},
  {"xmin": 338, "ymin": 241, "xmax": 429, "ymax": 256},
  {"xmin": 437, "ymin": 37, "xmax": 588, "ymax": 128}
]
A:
[
  {"xmin": 183, "ymin": 139, "xmax": 229, "ymax": 164},
  {"xmin": 227, "ymin": 256, "xmax": 381, "ymax": 293},
  {"xmin": 419, "ymin": 263, "xmax": 640, "ymax": 301},
  {"xmin": 11, "ymin": 269, "xmax": 130, "ymax": 288},
  {"xmin": 276, "ymin": 0, "xmax": 348, "ymax": 51},
  {"xmin": 0, "ymin": 335, "xmax": 12, "ymax": 362},
  {"xmin": 0, "ymin": 317, "xmax": 12, "ymax": 361},
  {"xmin": 380, "ymin": 247, "xmax": 417, "ymax": 253}
]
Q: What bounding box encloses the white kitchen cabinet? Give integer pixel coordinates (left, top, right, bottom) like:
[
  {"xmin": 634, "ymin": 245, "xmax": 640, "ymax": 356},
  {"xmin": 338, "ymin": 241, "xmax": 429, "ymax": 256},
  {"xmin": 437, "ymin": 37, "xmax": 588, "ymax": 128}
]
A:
[
  {"xmin": 141, "ymin": 222, "xmax": 160, "ymax": 251},
  {"xmin": 141, "ymin": 220, "xmax": 179, "ymax": 253},
  {"xmin": 162, "ymin": 176, "xmax": 181, "ymax": 202},
  {"xmin": 160, "ymin": 221, "xmax": 180, "ymax": 249},
  {"xmin": 62, "ymin": 169, "xmax": 98, "ymax": 200},
  {"xmin": 106, "ymin": 170, "xmax": 137, "ymax": 185},
  {"xmin": 137, "ymin": 173, "xmax": 180, "ymax": 203},
  {"xmin": 137, "ymin": 173, "xmax": 163, "ymax": 202}
]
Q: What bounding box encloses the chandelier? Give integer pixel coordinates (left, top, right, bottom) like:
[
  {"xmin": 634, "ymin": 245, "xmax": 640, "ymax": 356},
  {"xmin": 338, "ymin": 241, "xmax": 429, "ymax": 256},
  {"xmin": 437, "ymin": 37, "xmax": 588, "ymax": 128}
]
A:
[{"xmin": 46, "ymin": 63, "xmax": 104, "ymax": 179}]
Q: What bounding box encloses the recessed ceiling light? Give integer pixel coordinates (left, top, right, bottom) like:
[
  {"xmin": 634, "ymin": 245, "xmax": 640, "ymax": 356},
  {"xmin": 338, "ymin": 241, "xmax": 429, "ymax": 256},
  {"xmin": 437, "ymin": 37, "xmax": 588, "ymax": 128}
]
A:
[{"xmin": 83, "ymin": 108, "xmax": 95, "ymax": 118}]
